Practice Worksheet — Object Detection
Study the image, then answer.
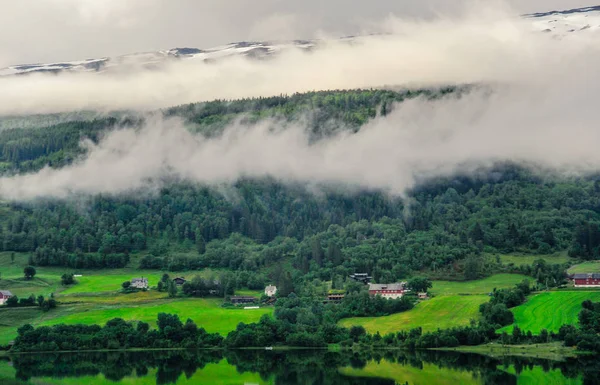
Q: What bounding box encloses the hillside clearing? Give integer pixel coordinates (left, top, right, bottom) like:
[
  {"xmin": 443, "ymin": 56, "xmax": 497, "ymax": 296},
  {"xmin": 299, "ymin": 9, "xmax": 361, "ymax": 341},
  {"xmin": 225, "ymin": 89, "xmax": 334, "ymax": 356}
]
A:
[
  {"xmin": 495, "ymin": 252, "xmax": 571, "ymax": 266},
  {"xmin": 431, "ymin": 274, "xmax": 529, "ymax": 296},
  {"xmin": 568, "ymin": 261, "xmax": 600, "ymax": 274}
]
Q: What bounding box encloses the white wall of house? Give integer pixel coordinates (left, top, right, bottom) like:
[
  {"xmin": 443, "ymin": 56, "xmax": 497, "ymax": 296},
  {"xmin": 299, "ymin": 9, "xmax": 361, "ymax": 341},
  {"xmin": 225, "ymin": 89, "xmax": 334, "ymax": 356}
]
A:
[
  {"xmin": 574, "ymin": 284, "xmax": 600, "ymax": 288},
  {"xmin": 378, "ymin": 292, "xmax": 403, "ymax": 299}
]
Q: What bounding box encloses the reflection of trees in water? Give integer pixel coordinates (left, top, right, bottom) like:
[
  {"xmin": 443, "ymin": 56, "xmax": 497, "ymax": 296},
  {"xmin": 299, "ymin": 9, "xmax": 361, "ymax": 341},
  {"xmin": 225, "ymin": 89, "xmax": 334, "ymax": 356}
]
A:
[{"xmin": 7, "ymin": 349, "xmax": 597, "ymax": 385}]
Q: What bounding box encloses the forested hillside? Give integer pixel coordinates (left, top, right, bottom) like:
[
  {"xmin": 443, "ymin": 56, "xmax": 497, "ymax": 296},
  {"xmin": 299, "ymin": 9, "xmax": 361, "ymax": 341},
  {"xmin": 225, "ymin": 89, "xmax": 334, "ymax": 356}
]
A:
[{"xmin": 1, "ymin": 89, "xmax": 599, "ymax": 285}]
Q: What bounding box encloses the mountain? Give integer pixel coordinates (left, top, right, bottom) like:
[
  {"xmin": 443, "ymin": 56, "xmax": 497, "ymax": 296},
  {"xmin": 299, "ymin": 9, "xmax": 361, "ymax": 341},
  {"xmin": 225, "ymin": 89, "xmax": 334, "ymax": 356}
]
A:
[
  {"xmin": 1, "ymin": 5, "xmax": 599, "ymax": 77},
  {"xmin": 525, "ymin": 5, "xmax": 600, "ymax": 36},
  {"xmin": 0, "ymin": 40, "xmax": 317, "ymax": 77}
]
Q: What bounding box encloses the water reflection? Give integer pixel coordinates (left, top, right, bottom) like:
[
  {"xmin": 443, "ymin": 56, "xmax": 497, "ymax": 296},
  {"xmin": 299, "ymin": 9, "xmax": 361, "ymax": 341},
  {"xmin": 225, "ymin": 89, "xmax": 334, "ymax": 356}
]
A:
[{"xmin": 0, "ymin": 349, "xmax": 597, "ymax": 385}]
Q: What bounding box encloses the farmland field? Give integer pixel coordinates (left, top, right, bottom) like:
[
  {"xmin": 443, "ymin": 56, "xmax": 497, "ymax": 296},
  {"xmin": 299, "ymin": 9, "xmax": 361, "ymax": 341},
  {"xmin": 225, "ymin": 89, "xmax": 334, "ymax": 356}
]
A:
[
  {"xmin": 431, "ymin": 274, "xmax": 529, "ymax": 295},
  {"xmin": 0, "ymin": 251, "xmax": 272, "ymax": 345},
  {"xmin": 568, "ymin": 261, "xmax": 600, "ymax": 274},
  {"xmin": 495, "ymin": 252, "xmax": 571, "ymax": 266},
  {"xmin": 499, "ymin": 291, "xmax": 600, "ymax": 333},
  {"xmin": 338, "ymin": 295, "xmax": 488, "ymax": 334}
]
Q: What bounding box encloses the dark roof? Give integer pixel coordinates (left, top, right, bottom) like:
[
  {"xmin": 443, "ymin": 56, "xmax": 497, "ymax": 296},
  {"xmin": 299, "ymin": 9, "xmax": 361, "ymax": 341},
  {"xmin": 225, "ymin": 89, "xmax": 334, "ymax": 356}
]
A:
[
  {"xmin": 369, "ymin": 283, "xmax": 407, "ymax": 291},
  {"xmin": 230, "ymin": 296, "xmax": 256, "ymax": 300},
  {"xmin": 573, "ymin": 273, "xmax": 600, "ymax": 279},
  {"xmin": 131, "ymin": 277, "xmax": 148, "ymax": 282}
]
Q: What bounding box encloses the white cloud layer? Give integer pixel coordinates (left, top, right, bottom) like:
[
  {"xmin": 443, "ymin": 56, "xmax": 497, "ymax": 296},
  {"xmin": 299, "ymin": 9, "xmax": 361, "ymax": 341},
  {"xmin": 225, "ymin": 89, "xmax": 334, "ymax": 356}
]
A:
[
  {"xmin": 0, "ymin": 4, "xmax": 596, "ymax": 116},
  {"xmin": 1, "ymin": 2, "xmax": 600, "ymax": 200}
]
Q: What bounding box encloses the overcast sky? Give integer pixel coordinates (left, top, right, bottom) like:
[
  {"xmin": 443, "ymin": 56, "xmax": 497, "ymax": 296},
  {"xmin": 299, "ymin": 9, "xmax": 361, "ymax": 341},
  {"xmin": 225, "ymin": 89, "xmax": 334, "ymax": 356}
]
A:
[{"xmin": 0, "ymin": 0, "xmax": 598, "ymax": 65}]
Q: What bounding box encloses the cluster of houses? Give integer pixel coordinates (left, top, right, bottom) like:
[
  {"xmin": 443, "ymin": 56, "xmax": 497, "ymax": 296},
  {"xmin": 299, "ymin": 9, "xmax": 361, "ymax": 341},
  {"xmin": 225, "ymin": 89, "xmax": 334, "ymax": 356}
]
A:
[{"xmin": 325, "ymin": 273, "xmax": 423, "ymax": 302}]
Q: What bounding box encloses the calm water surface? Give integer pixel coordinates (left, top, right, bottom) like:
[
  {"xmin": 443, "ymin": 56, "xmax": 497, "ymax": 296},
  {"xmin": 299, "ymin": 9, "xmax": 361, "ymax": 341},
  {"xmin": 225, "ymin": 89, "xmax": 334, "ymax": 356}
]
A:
[{"xmin": 0, "ymin": 349, "xmax": 594, "ymax": 384}]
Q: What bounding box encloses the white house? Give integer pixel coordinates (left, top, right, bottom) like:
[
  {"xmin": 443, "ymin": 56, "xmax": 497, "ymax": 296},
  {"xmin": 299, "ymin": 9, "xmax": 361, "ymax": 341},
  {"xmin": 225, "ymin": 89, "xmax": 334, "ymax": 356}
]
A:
[
  {"xmin": 265, "ymin": 285, "xmax": 277, "ymax": 297},
  {"xmin": 0, "ymin": 290, "xmax": 13, "ymax": 305},
  {"xmin": 131, "ymin": 277, "xmax": 149, "ymax": 289},
  {"xmin": 368, "ymin": 282, "xmax": 408, "ymax": 299}
]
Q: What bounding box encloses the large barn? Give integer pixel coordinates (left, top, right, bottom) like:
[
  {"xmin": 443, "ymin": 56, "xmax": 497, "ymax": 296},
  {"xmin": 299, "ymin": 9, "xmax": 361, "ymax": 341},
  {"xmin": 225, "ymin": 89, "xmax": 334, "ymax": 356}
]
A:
[
  {"xmin": 573, "ymin": 273, "xmax": 600, "ymax": 287},
  {"xmin": 368, "ymin": 283, "xmax": 408, "ymax": 299}
]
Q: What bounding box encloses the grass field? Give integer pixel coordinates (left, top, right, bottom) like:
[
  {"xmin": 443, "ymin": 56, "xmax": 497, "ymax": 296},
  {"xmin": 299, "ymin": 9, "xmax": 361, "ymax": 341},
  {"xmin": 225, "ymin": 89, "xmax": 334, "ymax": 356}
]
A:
[
  {"xmin": 568, "ymin": 261, "xmax": 600, "ymax": 274},
  {"xmin": 339, "ymin": 359, "xmax": 483, "ymax": 385},
  {"xmin": 431, "ymin": 274, "xmax": 529, "ymax": 295},
  {"xmin": 339, "ymin": 295, "xmax": 488, "ymax": 334},
  {"xmin": 496, "ymin": 252, "xmax": 571, "ymax": 266},
  {"xmin": 499, "ymin": 291, "xmax": 600, "ymax": 333},
  {"xmin": 40, "ymin": 298, "xmax": 272, "ymax": 332},
  {"xmin": 0, "ymin": 251, "xmax": 272, "ymax": 345}
]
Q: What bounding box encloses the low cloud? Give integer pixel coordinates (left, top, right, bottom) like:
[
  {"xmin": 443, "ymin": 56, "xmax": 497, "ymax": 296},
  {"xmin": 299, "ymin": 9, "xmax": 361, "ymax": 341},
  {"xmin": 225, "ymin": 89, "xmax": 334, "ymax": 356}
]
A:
[
  {"xmin": 1, "ymin": 3, "xmax": 600, "ymax": 200},
  {"xmin": 2, "ymin": 69, "xmax": 600, "ymax": 200}
]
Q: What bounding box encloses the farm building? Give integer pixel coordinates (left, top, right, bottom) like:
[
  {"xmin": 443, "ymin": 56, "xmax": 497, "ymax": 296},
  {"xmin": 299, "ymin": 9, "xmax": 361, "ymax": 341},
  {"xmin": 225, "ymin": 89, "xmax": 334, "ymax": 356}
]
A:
[
  {"xmin": 265, "ymin": 285, "xmax": 277, "ymax": 297},
  {"xmin": 0, "ymin": 290, "xmax": 13, "ymax": 305},
  {"xmin": 327, "ymin": 293, "xmax": 345, "ymax": 302},
  {"xmin": 573, "ymin": 273, "xmax": 600, "ymax": 287},
  {"xmin": 230, "ymin": 296, "xmax": 256, "ymax": 304},
  {"xmin": 173, "ymin": 277, "xmax": 186, "ymax": 285},
  {"xmin": 131, "ymin": 277, "xmax": 149, "ymax": 289},
  {"xmin": 349, "ymin": 273, "xmax": 372, "ymax": 284},
  {"xmin": 418, "ymin": 292, "xmax": 429, "ymax": 300},
  {"xmin": 368, "ymin": 282, "xmax": 408, "ymax": 299}
]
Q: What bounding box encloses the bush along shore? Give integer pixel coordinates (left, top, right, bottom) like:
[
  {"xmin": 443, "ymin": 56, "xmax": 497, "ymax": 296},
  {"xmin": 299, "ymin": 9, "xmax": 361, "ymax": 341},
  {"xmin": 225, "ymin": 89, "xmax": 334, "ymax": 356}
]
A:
[{"xmin": 8, "ymin": 280, "xmax": 600, "ymax": 354}]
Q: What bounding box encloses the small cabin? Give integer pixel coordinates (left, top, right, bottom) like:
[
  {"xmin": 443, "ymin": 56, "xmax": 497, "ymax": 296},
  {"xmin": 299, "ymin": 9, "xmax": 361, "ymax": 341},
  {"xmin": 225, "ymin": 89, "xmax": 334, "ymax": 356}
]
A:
[
  {"xmin": 230, "ymin": 296, "xmax": 256, "ymax": 304},
  {"xmin": 327, "ymin": 293, "xmax": 345, "ymax": 302},
  {"xmin": 265, "ymin": 285, "xmax": 277, "ymax": 297},
  {"xmin": 131, "ymin": 277, "xmax": 149, "ymax": 289},
  {"xmin": 0, "ymin": 290, "xmax": 13, "ymax": 305},
  {"xmin": 173, "ymin": 277, "xmax": 187, "ymax": 285},
  {"xmin": 349, "ymin": 273, "xmax": 372, "ymax": 284},
  {"xmin": 418, "ymin": 292, "xmax": 429, "ymax": 300}
]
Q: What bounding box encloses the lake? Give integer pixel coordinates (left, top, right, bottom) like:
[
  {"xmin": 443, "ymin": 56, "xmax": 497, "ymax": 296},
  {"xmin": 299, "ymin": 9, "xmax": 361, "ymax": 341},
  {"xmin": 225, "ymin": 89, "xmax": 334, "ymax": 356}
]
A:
[{"xmin": 0, "ymin": 349, "xmax": 593, "ymax": 384}]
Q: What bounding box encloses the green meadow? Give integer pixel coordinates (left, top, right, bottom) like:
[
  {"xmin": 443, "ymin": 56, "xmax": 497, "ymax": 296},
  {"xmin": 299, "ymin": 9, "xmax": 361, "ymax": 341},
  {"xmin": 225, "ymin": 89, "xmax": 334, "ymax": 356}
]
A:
[
  {"xmin": 0, "ymin": 252, "xmax": 271, "ymax": 345},
  {"xmin": 568, "ymin": 261, "xmax": 600, "ymax": 274},
  {"xmin": 495, "ymin": 252, "xmax": 571, "ymax": 267},
  {"xmin": 339, "ymin": 274, "xmax": 530, "ymax": 335},
  {"xmin": 430, "ymin": 274, "xmax": 530, "ymax": 295},
  {"xmin": 499, "ymin": 291, "xmax": 600, "ymax": 334},
  {"xmin": 339, "ymin": 295, "xmax": 488, "ymax": 334}
]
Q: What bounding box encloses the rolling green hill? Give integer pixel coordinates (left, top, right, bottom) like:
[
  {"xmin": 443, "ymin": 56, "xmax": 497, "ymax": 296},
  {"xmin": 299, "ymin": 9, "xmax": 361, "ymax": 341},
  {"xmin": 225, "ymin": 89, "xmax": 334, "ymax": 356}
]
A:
[
  {"xmin": 499, "ymin": 291, "xmax": 600, "ymax": 334},
  {"xmin": 339, "ymin": 294, "xmax": 488, "ymax": 334}
]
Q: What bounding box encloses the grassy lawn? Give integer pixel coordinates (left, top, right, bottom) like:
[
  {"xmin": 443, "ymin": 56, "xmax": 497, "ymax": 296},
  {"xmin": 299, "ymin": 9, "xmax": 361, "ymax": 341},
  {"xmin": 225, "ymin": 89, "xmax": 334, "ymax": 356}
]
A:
[
  {"xmin": 495, "ymin": 252, "xmax": 571, "ymax": 266},
  {"xmin": 431, "ymin": 274, "xmax": 529, "ymax": 295},
  {"xmin": 568, "ymin": 261, "xmax": 600, "ymax": 274},
  {"xmin": 338, "ymin": 295, "xmax": 488, "ymax": 334},
  {"xmin": 498, "ymin": 291, "xmax": 600, "ymax": 334},
  {"xmin": 0, "ymin": 297, "xmax": 273, "ymax": 345},
  {"xmin": 339, "ymin": 359, "xmax": 482, "ymax": 385}
]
